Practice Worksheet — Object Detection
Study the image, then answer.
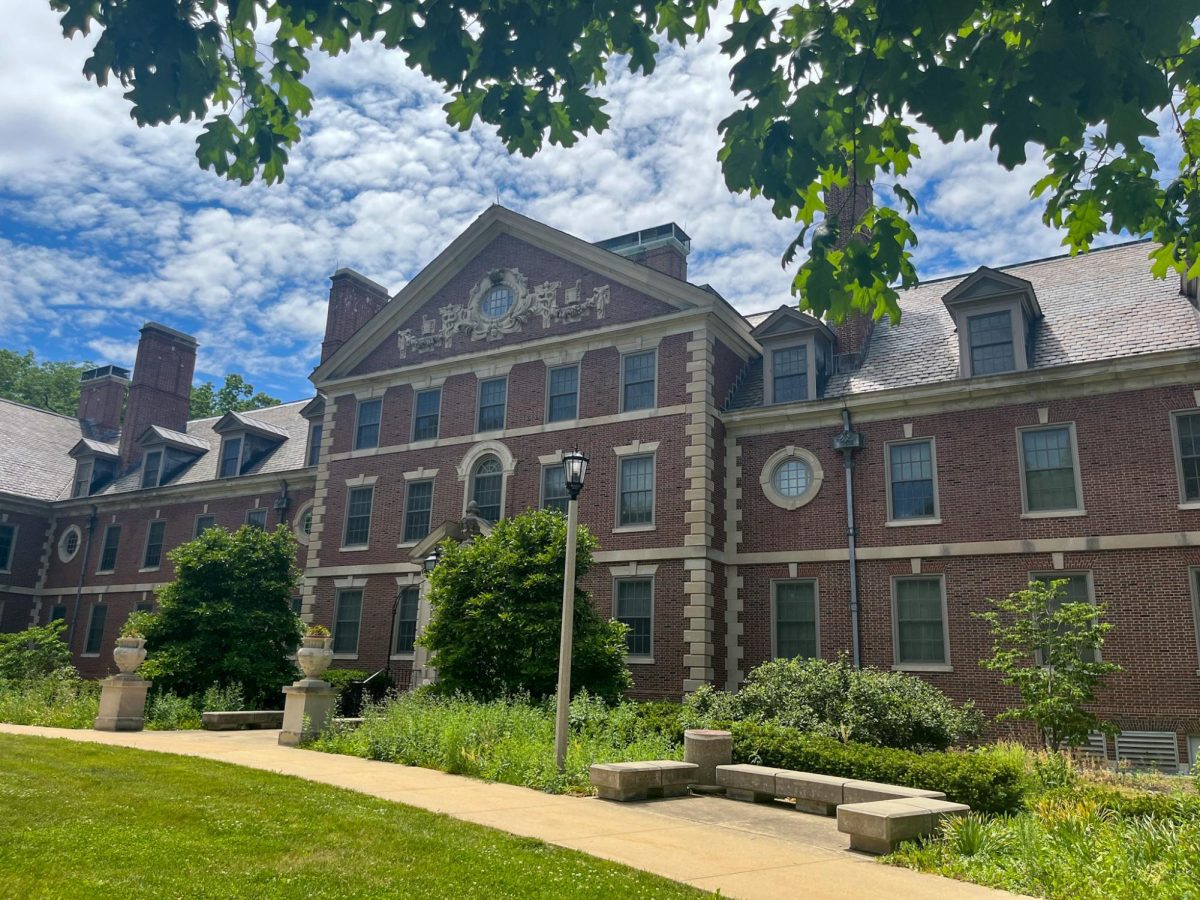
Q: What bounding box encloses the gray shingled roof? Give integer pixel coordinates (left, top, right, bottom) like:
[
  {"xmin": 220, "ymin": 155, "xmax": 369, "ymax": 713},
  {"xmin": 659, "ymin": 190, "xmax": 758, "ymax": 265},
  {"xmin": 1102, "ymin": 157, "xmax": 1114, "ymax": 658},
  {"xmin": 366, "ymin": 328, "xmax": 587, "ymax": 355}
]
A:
[
  {"xmin": 728, "ymin": 241, "xmax": 1200, "ymax": 410},
  {"xmin": 0, "ymin": 400, "xmax": 89, "ymax": 501}
]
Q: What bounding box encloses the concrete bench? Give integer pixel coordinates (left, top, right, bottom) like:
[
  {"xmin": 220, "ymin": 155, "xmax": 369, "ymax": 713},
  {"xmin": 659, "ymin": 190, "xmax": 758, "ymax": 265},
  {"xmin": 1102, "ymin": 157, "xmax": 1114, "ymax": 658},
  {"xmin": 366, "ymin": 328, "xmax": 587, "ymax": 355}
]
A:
[
  {"xmin": 201, "ymin": 710, "xmax": 285, "ymax": 731},
  {"xmin": 715, "ymin": 763, "xmax": 787, "ymax": 803},
  {"xmin": 837, "ymin": 797, "xmax": 969, "ymax": 854},
  {"xmin": 716, "ymin": 765, "xmax": 947, "ymax": 815},
  {"xmin": 590, "ymin": 761, "xmax": 699, "ymax": 801}
]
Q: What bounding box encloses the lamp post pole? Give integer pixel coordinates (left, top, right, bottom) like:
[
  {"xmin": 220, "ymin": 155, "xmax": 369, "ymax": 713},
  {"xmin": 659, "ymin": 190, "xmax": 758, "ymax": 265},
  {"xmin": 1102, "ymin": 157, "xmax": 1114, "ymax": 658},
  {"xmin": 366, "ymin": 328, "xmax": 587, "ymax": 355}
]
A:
[{"xmin": 554, "ymin": 450, "xmax": 589, "ymax": 773}]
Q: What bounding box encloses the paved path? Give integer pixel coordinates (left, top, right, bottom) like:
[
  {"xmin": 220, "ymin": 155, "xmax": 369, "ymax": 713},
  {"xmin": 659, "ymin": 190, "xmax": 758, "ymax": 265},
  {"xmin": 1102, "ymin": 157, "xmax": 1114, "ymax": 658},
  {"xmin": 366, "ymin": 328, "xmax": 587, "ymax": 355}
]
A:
[{"xmin": 0, "ymin": 724, "xmax": 1013, "ymax": 899}]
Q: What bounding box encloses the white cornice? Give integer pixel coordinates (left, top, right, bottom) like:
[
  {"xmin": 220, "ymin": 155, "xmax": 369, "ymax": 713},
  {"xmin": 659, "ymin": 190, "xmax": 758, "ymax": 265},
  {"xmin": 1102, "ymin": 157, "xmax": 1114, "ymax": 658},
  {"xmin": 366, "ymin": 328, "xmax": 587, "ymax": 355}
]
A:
[{"xmin": 44, "ymin": 469, "xmax": 317, "ymax": 514}]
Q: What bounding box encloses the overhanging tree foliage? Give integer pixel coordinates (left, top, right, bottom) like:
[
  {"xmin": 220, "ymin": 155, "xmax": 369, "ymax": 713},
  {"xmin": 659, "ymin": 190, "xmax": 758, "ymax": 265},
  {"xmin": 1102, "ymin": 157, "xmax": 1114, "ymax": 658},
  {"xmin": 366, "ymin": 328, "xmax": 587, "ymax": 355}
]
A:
[
  {"xmin": 49, "ymin": 2, "xmax": 1200, "ymax": 321},
  {"xmin": 0, "ymin": 349, "xmax": 89, "ymax": 416},
  {"xmin": 189, "ymin": 373, "xmax": 282, "ymax": 418},
  {"xmin": 140, "ymin": 524, "xmax": 302, "ymax": 706}
]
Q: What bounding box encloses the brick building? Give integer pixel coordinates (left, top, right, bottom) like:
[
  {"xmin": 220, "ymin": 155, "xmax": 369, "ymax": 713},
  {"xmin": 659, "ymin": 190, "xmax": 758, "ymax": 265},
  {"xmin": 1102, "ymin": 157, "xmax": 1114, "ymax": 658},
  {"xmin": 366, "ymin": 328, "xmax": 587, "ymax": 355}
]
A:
[{"xmin": 2, "ymin": 205, "xmax": 1200, "ymax": 769}]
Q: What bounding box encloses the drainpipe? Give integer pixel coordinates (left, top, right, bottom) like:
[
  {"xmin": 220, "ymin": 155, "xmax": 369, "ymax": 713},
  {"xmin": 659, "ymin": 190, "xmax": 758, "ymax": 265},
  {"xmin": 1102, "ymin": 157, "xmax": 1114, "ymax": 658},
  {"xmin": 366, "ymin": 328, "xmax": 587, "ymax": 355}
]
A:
[
  {"xmin": 68, "ymin": 505, "xmax": 98, "ymax": 648},
  {"xmin": 833, "ymin": 409, "xmax": 864, "ymax": 668}
]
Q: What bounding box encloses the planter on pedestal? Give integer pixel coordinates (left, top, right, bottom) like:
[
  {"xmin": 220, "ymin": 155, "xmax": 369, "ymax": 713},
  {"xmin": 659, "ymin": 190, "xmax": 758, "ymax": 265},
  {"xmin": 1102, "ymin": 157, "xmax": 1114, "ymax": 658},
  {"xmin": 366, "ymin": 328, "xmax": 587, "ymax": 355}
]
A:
[
  {"xmin": 94, "ymin": 637, "xmax": 151, "ymax": 732},
  {"xmin": 280, "ymin": 634, "xmax": 337, "ymax": 746}
]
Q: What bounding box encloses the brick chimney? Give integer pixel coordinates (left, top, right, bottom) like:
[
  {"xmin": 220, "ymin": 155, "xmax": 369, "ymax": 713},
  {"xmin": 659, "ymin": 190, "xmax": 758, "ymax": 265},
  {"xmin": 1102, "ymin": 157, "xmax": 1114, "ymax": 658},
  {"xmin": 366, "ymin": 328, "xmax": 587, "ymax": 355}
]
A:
[
  {"xmin": 595, "ymin": 223, "xmax": 691, "ymax": 281},
  {"xmin": 826, "ymin": 180, "xmax": 876, "ymax": 370},
  {"xmin": 118, "ymin": 322, "xmax": 198, "ymax": 468},
  {"xmin": 321, "ymin": 269, "xmax": 391, "ymax": 363},
  {"xmin": 77, "ymin": 365, "xmax": 129, "ymax": 442}
]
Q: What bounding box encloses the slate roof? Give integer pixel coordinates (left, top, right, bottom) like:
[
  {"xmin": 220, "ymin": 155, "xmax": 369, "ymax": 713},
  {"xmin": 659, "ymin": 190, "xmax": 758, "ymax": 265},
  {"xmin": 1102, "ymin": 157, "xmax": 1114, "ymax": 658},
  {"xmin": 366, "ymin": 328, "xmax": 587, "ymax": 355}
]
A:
[
  {"xmin": 727, "ymin": 241, "xmax": 1200, "ymax": 410},
  {"xmin": 140, "ymin": 425, "xmax": 211, "ymax": 453}
]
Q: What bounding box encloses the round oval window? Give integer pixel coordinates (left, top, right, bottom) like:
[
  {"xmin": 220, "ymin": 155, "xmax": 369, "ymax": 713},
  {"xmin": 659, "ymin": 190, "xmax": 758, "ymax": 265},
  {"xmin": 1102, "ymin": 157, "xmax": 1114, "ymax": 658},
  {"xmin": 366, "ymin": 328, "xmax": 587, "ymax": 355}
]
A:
[
  {"xmin": 772, "ymin": 459, "xmax": 811, "ymax": 497},
  {"xmin": 58, "ymin": 526, "xmax": 81, "ymax": 562},
  {"xmin": 480, "ymin": 285, "xmax": 514, "ymax": 320}
]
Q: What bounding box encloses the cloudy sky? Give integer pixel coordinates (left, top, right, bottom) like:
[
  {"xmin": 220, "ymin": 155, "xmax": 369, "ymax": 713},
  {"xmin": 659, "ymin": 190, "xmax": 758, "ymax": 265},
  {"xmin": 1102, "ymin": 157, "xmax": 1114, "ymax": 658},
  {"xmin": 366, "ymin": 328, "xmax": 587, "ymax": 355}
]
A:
[{"xmin": 0, "ymin": 3, "xmax": 1129, "ymax": 401}]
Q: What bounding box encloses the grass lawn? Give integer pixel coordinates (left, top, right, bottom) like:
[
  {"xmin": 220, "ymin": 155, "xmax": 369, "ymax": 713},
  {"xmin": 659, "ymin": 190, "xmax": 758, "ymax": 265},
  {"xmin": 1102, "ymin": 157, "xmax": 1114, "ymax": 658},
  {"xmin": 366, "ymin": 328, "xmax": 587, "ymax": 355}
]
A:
[{"xmin": 0, "ymin": 734, "xmax": 704, "ymax": 899}]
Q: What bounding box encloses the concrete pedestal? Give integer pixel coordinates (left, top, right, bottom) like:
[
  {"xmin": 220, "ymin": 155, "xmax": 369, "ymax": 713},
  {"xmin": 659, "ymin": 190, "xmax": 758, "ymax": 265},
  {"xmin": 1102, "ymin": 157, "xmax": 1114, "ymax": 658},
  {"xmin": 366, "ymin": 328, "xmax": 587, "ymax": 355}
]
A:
[
  {"xmin": 279, "ymin": 678, "xmax": 337, "ymax": 746},
  {"xmin": 684, "ymin": 729, "xmax": 733, "ymax": 791},
  {"xmin": 94, "ymin": 675, "xmax": 151, "ymax": 732}
]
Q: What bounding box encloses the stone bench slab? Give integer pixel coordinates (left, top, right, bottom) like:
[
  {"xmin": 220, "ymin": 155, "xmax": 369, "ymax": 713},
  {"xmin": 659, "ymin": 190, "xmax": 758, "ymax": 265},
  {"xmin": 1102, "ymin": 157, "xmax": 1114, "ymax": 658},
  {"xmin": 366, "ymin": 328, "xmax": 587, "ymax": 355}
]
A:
[
  {"xmin": 776, "ymin": 771, "xmax": 850, "ymax": 816},
  {"xmin": 837, "ymin": 798, "xmax": 970, "ymax": 854},
  {"xmin": 842, "ymin": 779, "xmax": 945, "ymax": 805},
  {"xmin": 201, "ymin": 710, "xmax": 285, "ymax": 731},
  {"xmin": 590, "ymin": 761, "xmax": 698, "ymax": 801},
  {"xmin": 715, "ymin": 764, "xmax": 787, "ymax": 803}
]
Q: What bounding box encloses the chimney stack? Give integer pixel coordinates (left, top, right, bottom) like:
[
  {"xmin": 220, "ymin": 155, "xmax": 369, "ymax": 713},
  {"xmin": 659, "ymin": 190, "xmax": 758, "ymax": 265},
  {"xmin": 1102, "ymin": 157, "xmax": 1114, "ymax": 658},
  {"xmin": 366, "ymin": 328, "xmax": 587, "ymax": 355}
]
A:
[
  {"xmin": 826, "ymin": 180, "xmax": 876, "ymax": 369},
  {"xmin": 321, "ymin": 269, "xmax": 391, "ymax": 363},
  {"xmin": 77, "ymin": 365, "xmax": 129, "ymax": 442},
  {"xmin": 118, "ymin": 322, "xmax": 198, "ymax": 468},
  {"xmin": 595, "ymin": 223, "xmax": 691, "ymax": 281}
]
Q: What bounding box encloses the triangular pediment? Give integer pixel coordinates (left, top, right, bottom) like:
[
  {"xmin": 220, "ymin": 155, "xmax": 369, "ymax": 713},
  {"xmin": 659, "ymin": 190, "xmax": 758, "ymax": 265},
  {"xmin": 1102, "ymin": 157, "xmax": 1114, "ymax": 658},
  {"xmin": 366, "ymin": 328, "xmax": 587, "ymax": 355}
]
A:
[
  {"xmin": 407, "ymin": 516, "xmax": 493, "ymax": 561},
  {"xmin": 943, "ymin": 267, "xmax": 1042, "ymax": 318},
  {"xmin": 751, "ymin": 306, "xmax": 835, "ymax": 342}
]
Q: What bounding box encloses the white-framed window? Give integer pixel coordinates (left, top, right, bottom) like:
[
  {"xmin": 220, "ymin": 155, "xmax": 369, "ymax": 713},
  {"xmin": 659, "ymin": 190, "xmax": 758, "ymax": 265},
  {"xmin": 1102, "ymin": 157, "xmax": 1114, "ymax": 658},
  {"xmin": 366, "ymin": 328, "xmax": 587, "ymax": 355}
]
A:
[
  {"xmin": 771, "ymin": 346, "xmax": 808, "ymax": 403},
  {"xmin": 141, "ymin": 450, "xmax": 164, "ymax": 489},
  {"xmin": 72, "ymin": 459, "xmax": 94, "ymax": 498},
  {"xmin": 57, "ymin": 525, "xmax": 82, "ymax": 563},
  {"xmin": 966, "ymin": 309, "xmax": 1016, "ymax": 374},
  {"xmin": 621, "ymin": 349, "xmax": 657, "ymax": 412},
  {"xmin": 480, "ymin": 284, "xmax": 515, "ymax": 320},
  {"xmin": 1031, "ymin": 572, "xmax": 1099, "ymax": 664},
  {"xmin": 403, "ymin": 480, "xmax": 434, "ymax": 543},
  {"xmin": 773, "ymin": 580, "xmax": 819, "ymax": 659},
  {"xmin": 412, "ymin": 388, "xmax": 441, "ymax": 442},
  {"xmin": 332, "ymin": 589, "xmax": 363, "ymax": 655},
  {"xmin": 891, "ymin": 575, "xmax": 950, "ymax": 669},
  {"xmin": 354, "ymin": 398, "xmax": 382, "ymax": 450},
  {"xmin": 218, "ymin": 436, "xmax": 243, "ymax": 478},
  {"xmin": 83, "ymin": 603, "xmax": 108, "ymax": 656},
  {"xmin": 307, "ymin": 422, "xmax": 323, "ymax": 467},
  {"xmin": 760, "ymin": 446, "xmax": 824, "ymax": 510},
  {"xmin": 142, "ymin": 520, "xmax": 167, "ymax": 570},
  {"xmin": 614, "ymin": 577, "xmax": 653, "ymax": 659},
  {"xmin": 541, "ymin": 464, "xmax": 569, "ymax": 514},
  {"xmin": 886, "ymin": 438, "xmax": 940, "ymax": 524},
  {"xmin": 0, "ymin": 522, "xmax": 16, "ymax": 572},
  {"xmin": 342, "ymin": 486, "xmax": 374, "ymax": 547},
  {"xmin": 1172, "ymin": 410, "xmax": 1200, "ymax": 505},
  {"xmin": 392, "ymin": 586, "xmax": 420, "ymax": 656},
  {"xmin": 97, "ymin": 524, "xmax": 121, "ymax": 573},
  {"xmin": 471, "ymin": 457, "xmax": 503, "ymax": 522},
  {"xmin": 194, "ymin": 514, "xmax": 216, "ymax": 538},
  {"xmin": 617, "ymin": 454, "xmax": 655, "ymax": 527},
  {"xmin": 1018, "ymin": 424, "xmax": 1084, "ymax": 515},
  {"xmin": 547, "ymin": 364, "xmax": 580, "ymax": 423},
  {"xmin": 292, "ymin": 501, "xmax": 315, "ymax": 545},
  {"xmin": 245, "ymin": 508, "xmax": 268, "ymax": 529},
  {"xmin": 477, "ymin": 377, "xmax": 507, "ymax": 432}
]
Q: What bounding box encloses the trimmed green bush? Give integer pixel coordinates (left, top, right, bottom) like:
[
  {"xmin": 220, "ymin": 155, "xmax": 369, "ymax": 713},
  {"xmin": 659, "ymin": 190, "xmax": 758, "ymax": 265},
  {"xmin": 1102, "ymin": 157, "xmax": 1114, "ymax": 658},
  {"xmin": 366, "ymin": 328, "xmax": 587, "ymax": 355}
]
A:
[{"xmin": 730, "ymin": 721, "xmax": 1023, "ymax": 814}]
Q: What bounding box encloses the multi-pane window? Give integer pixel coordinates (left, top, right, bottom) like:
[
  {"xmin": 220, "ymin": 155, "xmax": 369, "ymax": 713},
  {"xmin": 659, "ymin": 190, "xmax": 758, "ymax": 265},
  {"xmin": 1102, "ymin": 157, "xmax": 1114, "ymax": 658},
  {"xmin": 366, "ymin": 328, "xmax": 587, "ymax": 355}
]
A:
[
  {"xmin": 194, "ymin": 515, "xmax": 216, "ymax": 538},
  {"xmin": 547, "ymin": 365, "xmax": 579, "ymax": 423},
  {"xmin": 84, "ymin": 604, "xmax": 108, "ymax": 655},
  {"xmin": 403, "ymin": 481, "xmax": 434, "ymax": 543},
  {"xmin": 332, "ymin": 589, "xmax": 363, "ymax": 655},
  {"xmin": 542, "ymin": 465, "xmax": 569, "ymax": 514},
  {"xmin": 967, "ymin": 310, "xmax": 1016, "ymax": 375},
  {"xmin": 774, "ymin": 581, "xmax": 818, "ymax": 659},
  {"xmin": 1033, "ymin": 574, "xmax": 1098, "ymax": 663},
  {"xmin": 98, "ymin": 525, "xmax": 121, "ymax": 572},
  {"xmin": 477, "ymin": 378, "xmax": 507, "ymax": 432},
  {"xmin": 343, "ymin": 486, "xmax": 374, "ymax": 546},
  {"xmin": 1176, "ymin": 412, "xmax": 1200, "ymax": 502},
  {"xmin": 49, "ymin": 605, "xmax": 67, "ymax": 623},
  {"xmin": 472, "ymin": 458, "xmax": 503, "ymax": 522},
  {"xmin": 393, "ymin": 586, "xmax": 420, "ymax": 655},
  {"xmin": 73, "ymin": 460, "xmax": 93, "ymax": 498},
  {"xmin": 618, "ymin": 455, "xmax": 655, "ymax": 526},
  {"xmin": 480, "ymin": 285, "xmax": 514, "ymax": 319},
  {"xmin": 1021, "ymin": 426, "xmax": 1080, "ymax": 512},
  {"xmin": 888, "ymin": 440, "xmax": 936, "ymax": 520},
  {"xmin": 412, "ymin": 388, "xmax": 441, "ymax": 441},
  {"xmin": 0, "ymin": 523, "xmax": 14, "ymax": 571},
  {"xmin": 622, "ymin": 350, "xmax": 657, "ymax": 412},
  {"xmin": 307, "ymin": 423, "xmax": 323, "ymax": 467},
  {"xmin": 772, "ymin": 346, "xmax": 808, "ymax": 403},
  {"xmin": 218, "ymin": 437, "xmax": 242, "ymax": 478},
  {"xmin": 894, "ymin": 577, "xmax": 948, "ymax": 665},
  {"xmin": 142, "ymin": 521, "xmax": 166, "ymax": 569},
  {"xmin": 245, "ymin": 508, "xmax": 268, "ymax": 529},
  {"xmin": 355, "ymin": 398, "xmax": 382, "ymax": 450},
  {"xmin": 141, "ymin": 450, "xmax": 163, "ymax": 489},
  {"xmin": 615, "ymin": 578, "xmax": 653, "ymax": 658}
]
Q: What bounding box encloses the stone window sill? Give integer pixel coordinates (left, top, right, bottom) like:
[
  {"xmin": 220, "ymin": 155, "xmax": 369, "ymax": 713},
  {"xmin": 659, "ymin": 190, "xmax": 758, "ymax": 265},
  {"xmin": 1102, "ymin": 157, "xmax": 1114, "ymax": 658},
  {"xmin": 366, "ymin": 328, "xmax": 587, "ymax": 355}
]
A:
[
  {"xmin": 95, "ymin": 570, "xmax": 115, "ymax": 576},
  {"xmin": 613, "ymin": 524, "xmax": 656, "ymax": 534},
  {"xmin": 396, "ymin": 541, "xmax": 420, "ymax": 549},
  {"xmin": 339, "ymin": 545, "xmax": 370, "ymax": 552},
  {"xmin": 886, "ymin": 518, "xmax": 942, "ymax": 528},
  {"xmin": 138, "ymin": 567, "xmax": 160, "ymax": 574},
  {"xmin": 626, "ymin": 657, "xmax": 655, "ymax": 665},
  {"xmin": 1179, "ymin": 502, "xmax": 1200, "ymax": 511},
  {"xmin": 350, "ymin": 447, "xmax": 380, "ymax": 457},
  {"xmin": 333, "ymin": 653, "xmax": 358, "ymax": 660},
  {"xmin": 892, "ymin": 663, "xmax": 953, "ymax": 673},
  {"xmin": 390, "ymin": 653, "xmax": 416, "ymax": 661},
  {"xmin": 1020, "ymin": 509, "xmax": 1086, "ymax": 520},
  {"xmin": 82, "ymin": 653, "xmax": 100, "ymax": 659}
]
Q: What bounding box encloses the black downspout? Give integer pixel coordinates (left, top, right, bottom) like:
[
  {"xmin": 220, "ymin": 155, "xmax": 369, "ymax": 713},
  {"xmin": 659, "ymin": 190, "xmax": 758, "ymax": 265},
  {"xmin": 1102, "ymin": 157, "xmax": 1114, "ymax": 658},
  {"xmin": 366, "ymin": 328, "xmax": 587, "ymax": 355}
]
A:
[
  {"xmin": 68, "ymin": 505, "xmax": 98, "ymax": 649},
  {"xmin": 834, "ymin": 409, "xmax": 864, "ymax": 668}
]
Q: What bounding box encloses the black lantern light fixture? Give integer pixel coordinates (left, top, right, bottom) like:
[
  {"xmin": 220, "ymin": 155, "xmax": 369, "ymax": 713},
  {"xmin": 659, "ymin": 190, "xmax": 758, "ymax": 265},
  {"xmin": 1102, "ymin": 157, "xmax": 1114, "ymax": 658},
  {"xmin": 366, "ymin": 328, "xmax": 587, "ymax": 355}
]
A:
[
  {"xmin": 562, "ymin": 448, "xmax": 589, "ymax": 500},
  {"xmin": 422, "ymin": 546, "xmax": 442, "ymax": 574}
]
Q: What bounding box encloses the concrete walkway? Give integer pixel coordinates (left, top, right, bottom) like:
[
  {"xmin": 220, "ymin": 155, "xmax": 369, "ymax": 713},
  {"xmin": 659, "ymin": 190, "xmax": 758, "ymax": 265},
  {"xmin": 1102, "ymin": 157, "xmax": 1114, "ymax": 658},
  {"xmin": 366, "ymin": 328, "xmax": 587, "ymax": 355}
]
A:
[{"xmin": 0, "ymin": 724, "xmax": 1013, "ymax": 899}]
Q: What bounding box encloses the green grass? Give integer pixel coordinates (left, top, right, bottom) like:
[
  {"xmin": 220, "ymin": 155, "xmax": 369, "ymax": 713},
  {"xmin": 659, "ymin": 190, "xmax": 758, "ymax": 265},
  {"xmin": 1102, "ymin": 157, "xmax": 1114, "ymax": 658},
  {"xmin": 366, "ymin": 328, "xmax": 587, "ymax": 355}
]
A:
[{"xmin": 0, "ymin": 734, "xmax": 704, "ymax": 899}]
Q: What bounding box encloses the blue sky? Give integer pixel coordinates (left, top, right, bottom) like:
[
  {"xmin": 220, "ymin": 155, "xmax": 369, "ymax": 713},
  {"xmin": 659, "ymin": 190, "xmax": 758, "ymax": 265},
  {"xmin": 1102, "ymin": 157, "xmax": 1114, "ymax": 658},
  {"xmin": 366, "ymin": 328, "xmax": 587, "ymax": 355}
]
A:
[{"xmin": 0, "ymin": 3, "xmax": 1127, "ymax": 403}]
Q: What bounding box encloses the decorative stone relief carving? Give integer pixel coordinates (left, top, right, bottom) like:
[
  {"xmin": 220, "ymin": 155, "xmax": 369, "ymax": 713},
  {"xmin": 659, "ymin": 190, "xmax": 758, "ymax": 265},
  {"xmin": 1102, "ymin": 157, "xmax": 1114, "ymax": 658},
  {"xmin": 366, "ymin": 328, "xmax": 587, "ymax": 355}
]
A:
[{"xmin": 396, "ymin": 268, "xmax": 610, "ymax": 358}]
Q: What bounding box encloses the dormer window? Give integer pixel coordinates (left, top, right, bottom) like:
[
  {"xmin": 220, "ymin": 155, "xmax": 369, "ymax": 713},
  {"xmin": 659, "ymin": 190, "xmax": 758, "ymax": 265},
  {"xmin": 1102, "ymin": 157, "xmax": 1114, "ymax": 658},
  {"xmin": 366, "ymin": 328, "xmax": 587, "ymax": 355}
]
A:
[
  {"xmin": 772, "ymin": 346, "xmax": 808, "ymax": 402},
  {"xmin": 213, "ymin": 411, "xmax": 288, "ymax": 479},
  {"xmin": 68, "ymin": 439, "xmax": 120, "ymax": 498},
  {"xmin": 73, "ymin": 460, "xmax": 94, "ymax": 498},
  {"xmin": 967, "ymin": 310, "xmax": 1015, "ymax": 374},
  {"xmin": 943, "ymin": 267, "xmax": 1042, "ymax": 378},
  {"xmin": 141, "ymin": 450, "xmax": 163, "ymax": 489},
  {"xmin": 751, "ymin": 307, "xmax": 835, "ymax": 405},
  {"xmin": 219, "ymin": 437, "xmax": 242, "ymax": 478}
]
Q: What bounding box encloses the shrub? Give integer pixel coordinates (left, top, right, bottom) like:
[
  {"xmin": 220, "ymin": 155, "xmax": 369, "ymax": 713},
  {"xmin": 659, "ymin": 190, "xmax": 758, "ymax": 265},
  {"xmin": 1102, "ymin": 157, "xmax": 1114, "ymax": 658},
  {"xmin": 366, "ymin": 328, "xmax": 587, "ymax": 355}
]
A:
[
  {"xmin": 730, "ymin": 721, "xmax": 1024, "ymax": 814},
  {"xmin": 0, "ymin": 621, "xmax": 72, "ymax": 680},
  {"xmin": 685, "ymin": 657, "xmax": 981, "ymax": 751},
  {"xmin": 0, "ymin": 670, "xmax": 99, "ymax": 728},
  {"xmin": 324, "ymin": 668, "xmax": 371, "ymax": 698},
  {"xmin": 146, "ymin": 691, "xmax": 202, "ymax": 730},
  {"xmin": 421, "ymin": 509, "xmax": 631, "ymax": 703}
]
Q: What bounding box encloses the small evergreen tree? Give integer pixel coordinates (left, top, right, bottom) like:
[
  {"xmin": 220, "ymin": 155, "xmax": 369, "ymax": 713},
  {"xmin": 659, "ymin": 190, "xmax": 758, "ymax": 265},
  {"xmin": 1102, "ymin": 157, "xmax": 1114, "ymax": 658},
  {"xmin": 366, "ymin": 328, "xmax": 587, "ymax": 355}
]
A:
[
  {"xmin": 975, "ymin": 580, "xmax": 1121, "ymax": 751},
  {"xmin": 421, "ymin": 509, "xmax": 632, "ymax": 703},
  {"xmin": 140, "ymin": 525, "xmax": 302, "ymax": 706}
]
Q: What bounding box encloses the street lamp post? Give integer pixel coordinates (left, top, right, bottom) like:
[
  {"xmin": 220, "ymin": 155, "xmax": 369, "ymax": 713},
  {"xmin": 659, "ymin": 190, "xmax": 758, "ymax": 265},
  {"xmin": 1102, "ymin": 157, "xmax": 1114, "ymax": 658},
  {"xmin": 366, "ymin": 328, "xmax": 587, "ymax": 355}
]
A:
[{"xmin": 554, "ymin": 449, "xmax": 590, "ymax": 772}]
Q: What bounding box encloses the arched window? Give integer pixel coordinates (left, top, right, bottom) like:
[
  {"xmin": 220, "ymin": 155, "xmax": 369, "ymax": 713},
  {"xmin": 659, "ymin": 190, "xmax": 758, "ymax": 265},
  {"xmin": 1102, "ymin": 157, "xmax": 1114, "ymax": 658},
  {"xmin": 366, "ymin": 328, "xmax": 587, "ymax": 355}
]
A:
[{"xmin": 472, "ymin": 457, "xmax": 503, "ymax": 522}]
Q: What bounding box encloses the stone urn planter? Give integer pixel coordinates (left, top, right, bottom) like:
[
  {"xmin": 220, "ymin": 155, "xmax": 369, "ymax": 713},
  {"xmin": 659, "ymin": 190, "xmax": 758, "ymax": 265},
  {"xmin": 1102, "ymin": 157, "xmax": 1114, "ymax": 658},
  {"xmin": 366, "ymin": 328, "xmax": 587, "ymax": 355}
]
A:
[
  {"xmin": 297, "ymin": 634, "xmax": 334, "ymax": 680},
  {"xmin": 112, "ymin": 636, "xmax": 147, "ymax": 675}
]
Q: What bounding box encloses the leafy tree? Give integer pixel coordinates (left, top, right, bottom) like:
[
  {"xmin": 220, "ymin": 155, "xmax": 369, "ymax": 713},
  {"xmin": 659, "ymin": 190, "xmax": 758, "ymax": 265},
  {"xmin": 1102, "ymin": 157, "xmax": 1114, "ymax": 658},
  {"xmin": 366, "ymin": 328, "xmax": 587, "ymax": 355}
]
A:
[
  {"xmin": 189, "ymin": 373, "xmax": 282, "ymax": 418},
  {"xmin": 421, "ymin": 508, "xmax": 631, "ymax": 703},
  {"xmin": 0, "ymin": 620, "xmax": 73, "ymax": 681},
  {"xmin": 49, "ymin": 2, "xmax": 1200, "ymax": 321},
  {"xmin": 975, "ymin": 579, "xmax": 1121, "ymax": 751},
  {"xmin": 140, "ymin": 525, "xmax": 302, "ymax": 706},
  {"xmin": 0, "ymin": 349, "xmax": 88, "ymax": 416}
]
